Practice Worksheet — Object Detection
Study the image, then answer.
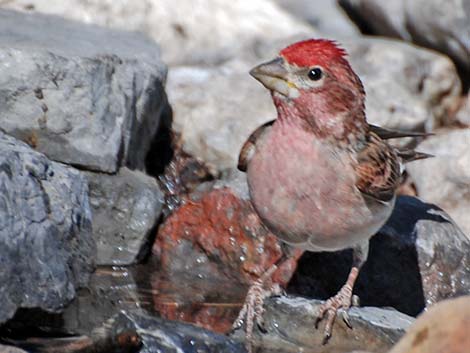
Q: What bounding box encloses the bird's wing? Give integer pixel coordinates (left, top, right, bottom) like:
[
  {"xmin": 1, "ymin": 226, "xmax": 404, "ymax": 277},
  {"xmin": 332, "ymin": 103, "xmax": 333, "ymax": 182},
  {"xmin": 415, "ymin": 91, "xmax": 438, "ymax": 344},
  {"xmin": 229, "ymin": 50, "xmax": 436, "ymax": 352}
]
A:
[
  {"xmin": 237, "ymin": 120, "xmax": 275, "ymax": 172},
  {"xmin": 355, "ymin": 131, "xmax": 401, "ymax": 202},
  {"xmin": 368, "ymin": 123, "xmax": 434, "ymax": 162}
]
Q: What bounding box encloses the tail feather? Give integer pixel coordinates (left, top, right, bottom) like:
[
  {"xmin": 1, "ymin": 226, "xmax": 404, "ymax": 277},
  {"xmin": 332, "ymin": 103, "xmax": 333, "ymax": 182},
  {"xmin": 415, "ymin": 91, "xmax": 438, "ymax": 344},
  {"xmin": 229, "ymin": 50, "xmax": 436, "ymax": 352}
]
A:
[
  {"xmin": 398, "ymin": 149, "xmax": 434, "ymax": 163},
  {"xmin": 369, "ymin": 124, "xmax": 434, "ymax": 140}
]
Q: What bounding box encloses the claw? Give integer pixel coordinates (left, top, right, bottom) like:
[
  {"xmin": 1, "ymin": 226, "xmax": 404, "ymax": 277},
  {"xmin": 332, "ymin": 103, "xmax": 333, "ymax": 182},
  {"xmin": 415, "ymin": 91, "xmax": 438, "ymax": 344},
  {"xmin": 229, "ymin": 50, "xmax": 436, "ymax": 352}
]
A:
[
  {"xmin": 340, "ymin": 309, "xmax": 352, "ymax": 329},
  {"xmin": 322, "ymin": 331, "xmax": 331, "ymax": 345},
  {"xmin": 315, "ymin": 282, "xmax": 354, "ymax": 341},
  {"xmin": 232, "ymin": 275, "xmax": 282, "ymax": 353}
]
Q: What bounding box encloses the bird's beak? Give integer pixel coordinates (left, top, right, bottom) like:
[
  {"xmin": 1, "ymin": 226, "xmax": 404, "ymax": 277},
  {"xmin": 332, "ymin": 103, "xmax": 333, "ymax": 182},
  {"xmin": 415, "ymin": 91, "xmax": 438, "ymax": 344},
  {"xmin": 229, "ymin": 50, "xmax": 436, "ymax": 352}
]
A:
[{"xmin": 250, "ymin": 57, "xmax": 299, "ymax": 99}]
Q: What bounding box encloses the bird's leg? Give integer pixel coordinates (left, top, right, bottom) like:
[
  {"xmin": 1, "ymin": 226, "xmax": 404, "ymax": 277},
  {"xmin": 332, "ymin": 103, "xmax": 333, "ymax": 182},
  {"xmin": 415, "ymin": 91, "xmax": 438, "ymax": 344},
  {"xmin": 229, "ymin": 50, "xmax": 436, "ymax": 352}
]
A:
[
  {"xmin": 315, "ymin": 241, "xmax": 369, "ymax": 344},
  {"xmin": 232, "ymin": 250, "xmax": 292, "ymax": 353}
]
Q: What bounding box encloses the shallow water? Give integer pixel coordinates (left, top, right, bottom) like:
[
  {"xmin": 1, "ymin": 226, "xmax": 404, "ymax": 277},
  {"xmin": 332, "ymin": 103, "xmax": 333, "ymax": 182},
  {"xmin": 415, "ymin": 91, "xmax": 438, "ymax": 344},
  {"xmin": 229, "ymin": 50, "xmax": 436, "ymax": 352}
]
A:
[{"xmin": 76, "ymin": 263, "xmax": 247, "ymax": 335}]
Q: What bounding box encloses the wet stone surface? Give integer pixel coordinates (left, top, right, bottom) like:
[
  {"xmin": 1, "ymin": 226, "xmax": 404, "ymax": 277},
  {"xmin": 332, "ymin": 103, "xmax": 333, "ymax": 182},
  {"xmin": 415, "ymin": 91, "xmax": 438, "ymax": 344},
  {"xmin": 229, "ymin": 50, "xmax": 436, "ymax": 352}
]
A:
[
  {"xmin": 85, "ymin": 168, "xmax": 164, "ymax": 266},
  {"xmin": 232, "ymin": 297, "xmax": 413, "ymax": 353}
]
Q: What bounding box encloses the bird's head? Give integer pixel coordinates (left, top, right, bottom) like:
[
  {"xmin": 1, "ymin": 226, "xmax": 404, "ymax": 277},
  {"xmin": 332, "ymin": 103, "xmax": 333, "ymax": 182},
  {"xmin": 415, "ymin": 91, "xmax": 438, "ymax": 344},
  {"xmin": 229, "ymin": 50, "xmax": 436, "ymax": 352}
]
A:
[{"xmin": 250, "ymin": 39, "xmax": 367, "ymax": 141}]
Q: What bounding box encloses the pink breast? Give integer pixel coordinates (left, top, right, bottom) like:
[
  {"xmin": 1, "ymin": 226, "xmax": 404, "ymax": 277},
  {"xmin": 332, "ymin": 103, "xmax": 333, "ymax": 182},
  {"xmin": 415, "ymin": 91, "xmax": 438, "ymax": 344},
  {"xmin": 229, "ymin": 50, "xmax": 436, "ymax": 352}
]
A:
[{"xmin": 247, "ymin": 121, "xmax": 374, "ymax": 251}]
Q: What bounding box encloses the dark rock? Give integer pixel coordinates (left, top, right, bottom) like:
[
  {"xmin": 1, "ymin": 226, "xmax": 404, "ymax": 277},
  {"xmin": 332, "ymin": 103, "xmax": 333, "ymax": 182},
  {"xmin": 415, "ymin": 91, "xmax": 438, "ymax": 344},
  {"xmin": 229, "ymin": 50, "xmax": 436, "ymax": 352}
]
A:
[
  {"xmin": 380, "ymin": 196, "xmax": 470, "ymax": 307},
  {"xmin": 0, "ymin": 131, "xmax": 95, "ymax": 324},
  {"xmin": 389, "ymin": 296, "xmax": 470, "ymax": 353},
  {"xmin": 288, "ymin": 196, "xmax": 470, "ymax": 316},
  {"xmin": 0, "ymin": 9, "xmax": 167, "ymax": 173},
  {"xmin": 120, "ymin": 310, "xmax": 246, "ymax": 353},
  {"xmin": 4, "ymin": 305, "xmax": 243, "ymax": 353},
  {"xmin": 232, "ymin": 297, "xmax": 413, "ymax": 353},
  {"xmin": 84, "ymin": 168, "xmax": 164, "ymax": 265}
]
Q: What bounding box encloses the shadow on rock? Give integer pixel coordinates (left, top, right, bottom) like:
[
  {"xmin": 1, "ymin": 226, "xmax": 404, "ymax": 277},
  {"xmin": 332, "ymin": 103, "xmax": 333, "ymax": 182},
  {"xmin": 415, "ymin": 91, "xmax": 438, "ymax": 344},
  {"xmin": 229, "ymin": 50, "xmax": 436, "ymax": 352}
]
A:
[{"xmin": 288, "ymin": 196, "xmax": 470, "ymax": 317}]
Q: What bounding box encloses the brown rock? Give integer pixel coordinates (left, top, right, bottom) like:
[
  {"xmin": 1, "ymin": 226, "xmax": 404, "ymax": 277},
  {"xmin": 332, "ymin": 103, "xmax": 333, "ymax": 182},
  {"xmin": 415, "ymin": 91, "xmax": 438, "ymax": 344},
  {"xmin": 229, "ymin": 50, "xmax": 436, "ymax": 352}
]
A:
[
  {"xmin": 389, "ymin": 296, "xmax": 470, "ymax": 353},
  {"xmin": 153, "ymin": 186, "xmax": 301, "ymax": 286}
]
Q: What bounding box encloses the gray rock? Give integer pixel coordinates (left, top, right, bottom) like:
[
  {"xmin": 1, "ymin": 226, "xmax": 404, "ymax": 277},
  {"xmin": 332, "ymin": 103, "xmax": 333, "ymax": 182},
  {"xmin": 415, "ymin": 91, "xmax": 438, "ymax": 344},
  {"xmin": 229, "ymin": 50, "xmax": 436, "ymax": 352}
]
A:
[
  {"xmin": 274, "ymin": 0, "xmax": 360, "ymax": 36},
  {"xmin": 84, "ymin": 168, "xmax": 164, "ymax": 266},
  {"xmin": 167, "ymin": 61, "xmax": 275, "ymax": 171},
  {"xmin": 0, "ymin": 131, "xmax": 95, "ymax": 324},
  {"xmin": 341, "ymin": 37, "xmax": 461, "ymax": 130},
  {"xmin": 455, "ymin": 94, "xmax": 470, "ymax": 126},
  {"xmin": 0, "ymin": 9, "xmax": 167, "ymax": 173},
  {"xmin": 407, "ymin": 129, "xmax": 470, "ymax": 239},
  {"xmin": 232, "ymin": 297, "xmax": 413, "ymax": 353},
  {"xmin": 288, "ymin": 196, "xmax": 470, "ymax": 316},
  {"xmin": 1, "ymin": 0, "xmax": 313, "ymax": 66},
  {"xmin": 339, "ymin": 0, "xmax": 470, "ymax": 76},
  {"xmin": 405, "ymin": 0, "xmax": 470, "ymax": 76},
  {"xmin": 168, "ymin": 36, "xmax": 461, "ymax": 172}
]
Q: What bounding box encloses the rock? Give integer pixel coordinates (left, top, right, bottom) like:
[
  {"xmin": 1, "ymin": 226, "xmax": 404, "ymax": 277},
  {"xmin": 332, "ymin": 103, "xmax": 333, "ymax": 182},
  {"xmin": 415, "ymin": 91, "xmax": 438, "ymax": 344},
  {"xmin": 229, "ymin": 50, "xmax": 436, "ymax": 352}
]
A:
[
  {"xmin": 338, "ymin": 0, "xmax": 410, "ymax": 39},
  {"xmin": 406, "ymin": 129, "xmax": 470, "ymax": 238},
  {"xmin": 338, "ymin": 0, "xmax": 470, "ymax": 78},
  {"xmin": 0, "ymin": 345, "xmax": 27, "ymax": 353},
  {"xmin": 231, "ymin": 297, "xmax": 413, "ymax": 353},
  {"xmin": 169, "ymin": 36, "xmax": 461, "ymax": 172},
  {"xmin": 84, "ymin": 168, "xmax": 164, "ymax": 266},
  {"xmin": 288, "ymin": 196, "xmax": 470, "ymax": 316},
  {"xmin": 340, "ymin": 37, "xmax": 461, "ymax": 130},
  {"xmin": 3, "ymin": 267, "xmax": 139, "ymax": 336},
  {"xmin": 151, "ymin": 131, "xmax": 217, "ymax": 219},
  {"xmin": 1, "ymin": 0, "xmax": 313, "ymax": 66},
  {"xmin": 146, "ymin": 269, "xmax": 246, "ymax": 334},
  {"xmin": 455, "ymin": 94, "xmax": 470, "ymax": 126},
  {"xmin": 0, "ymin": 9, "xmax": 167, "ymax": 173},
  {"xmin": 389, "ymin": 296, "xmax": 470, "ymax": 353},
  {"xmin": 0, "ymin": 131, "xmax": 95, "ymax": 324},
  {"xmin": 111, "ymin": 310, "xmax": 246, "ymax": 353},
  {"xmin": 273, "ymin": 0, "xmax": 360, "ymax": 36},
  {"xmin": 6, "ymin": 263, "xmax": 244, "ymax": 337},
  {"xmin": 152, "ymin": 171, "xmax": 302, "ymax": 287},
  {"xmin": 405, "ymin": 0, "xmax": 470, "ymax": 79},
  {"xmin": 4, "ymin": 304, "xmax": 246, "ymax": 353},
  {"xmin": 167, "ymin": 60, "xmax": 276, "ymax": 172},
  {"xmin": 380, "ymin": 196, "xmax": 470, "ymax": 307}
]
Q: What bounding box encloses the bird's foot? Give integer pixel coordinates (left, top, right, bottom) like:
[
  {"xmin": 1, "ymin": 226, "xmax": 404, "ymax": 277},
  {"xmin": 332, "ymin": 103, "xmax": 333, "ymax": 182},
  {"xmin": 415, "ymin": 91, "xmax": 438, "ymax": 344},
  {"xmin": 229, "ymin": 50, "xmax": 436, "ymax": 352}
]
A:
[
  {"xmin": 315, "ymin": 283, "xmax": 355, "ymax": 344},
  {"xmin": 232, "ymin": 274, "xmax": 283, "ymax": 353}
]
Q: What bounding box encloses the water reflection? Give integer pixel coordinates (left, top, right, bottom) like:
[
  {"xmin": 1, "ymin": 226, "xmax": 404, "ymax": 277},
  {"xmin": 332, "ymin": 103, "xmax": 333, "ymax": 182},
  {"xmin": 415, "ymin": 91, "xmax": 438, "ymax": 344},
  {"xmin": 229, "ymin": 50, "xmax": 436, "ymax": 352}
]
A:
[
  {"xmin": 80, "ymin": 263, "xmax": 247, "ymax": 335},
  {"xmin": 131, "ymin": 261, "xmax": 246, "ymax": 333}
]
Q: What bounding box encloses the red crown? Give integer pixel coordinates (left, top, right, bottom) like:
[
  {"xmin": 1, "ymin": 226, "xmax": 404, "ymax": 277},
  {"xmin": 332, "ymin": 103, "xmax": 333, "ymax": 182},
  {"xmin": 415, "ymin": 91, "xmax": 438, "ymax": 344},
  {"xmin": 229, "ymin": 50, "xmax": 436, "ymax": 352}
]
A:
[{"xmin": 280, "ymin": 39, "xmax": 347, "ymax": 67}]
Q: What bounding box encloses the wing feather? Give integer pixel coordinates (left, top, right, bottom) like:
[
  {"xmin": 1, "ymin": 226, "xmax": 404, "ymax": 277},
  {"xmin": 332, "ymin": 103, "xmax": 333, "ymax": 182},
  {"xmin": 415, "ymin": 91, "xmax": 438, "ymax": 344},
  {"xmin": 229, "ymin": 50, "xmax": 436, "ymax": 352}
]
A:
[{"xmin": 237, "ymin": 120, "xmax": 274, "ymax": 172}]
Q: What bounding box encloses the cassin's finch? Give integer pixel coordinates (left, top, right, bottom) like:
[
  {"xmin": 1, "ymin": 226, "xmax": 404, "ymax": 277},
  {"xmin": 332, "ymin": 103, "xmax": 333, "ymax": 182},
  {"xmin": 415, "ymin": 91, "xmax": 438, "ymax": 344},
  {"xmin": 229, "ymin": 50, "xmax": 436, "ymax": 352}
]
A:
[{"xmin": 233, "ymin": 39, "xmax": 431, "ymax": 352}]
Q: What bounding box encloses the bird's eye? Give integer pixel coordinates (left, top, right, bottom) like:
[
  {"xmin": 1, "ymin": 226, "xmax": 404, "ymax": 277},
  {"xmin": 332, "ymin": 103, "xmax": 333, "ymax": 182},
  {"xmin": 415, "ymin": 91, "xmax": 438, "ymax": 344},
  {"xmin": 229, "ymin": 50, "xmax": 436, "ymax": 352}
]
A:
[{"xmin": 308, "ymin": 67, "xmax": 323, "ymax": 81}]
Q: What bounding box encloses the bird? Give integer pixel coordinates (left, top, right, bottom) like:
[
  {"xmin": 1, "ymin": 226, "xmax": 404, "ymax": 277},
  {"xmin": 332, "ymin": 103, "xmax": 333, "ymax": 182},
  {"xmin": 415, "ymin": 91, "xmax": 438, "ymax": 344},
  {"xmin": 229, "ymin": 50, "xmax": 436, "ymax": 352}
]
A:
[{"xmin": 232, "ymin": 38, "xmax": 431, "ymax": 352}]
